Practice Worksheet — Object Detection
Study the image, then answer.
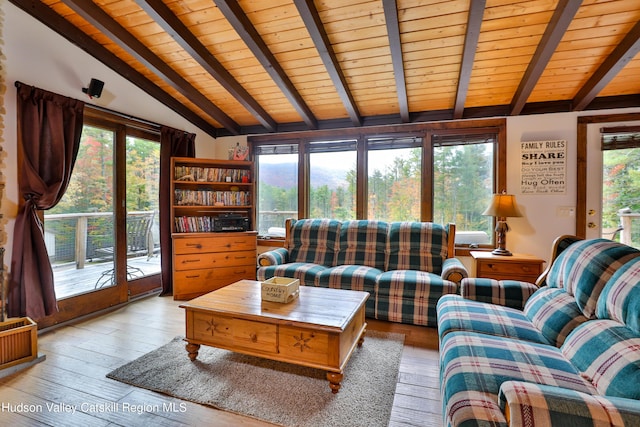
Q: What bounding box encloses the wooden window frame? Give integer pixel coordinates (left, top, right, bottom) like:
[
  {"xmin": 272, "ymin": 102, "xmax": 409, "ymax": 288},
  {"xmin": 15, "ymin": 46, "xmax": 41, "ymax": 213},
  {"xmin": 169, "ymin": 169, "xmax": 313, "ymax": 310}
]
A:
[{"xmin": 249, "ymin": 118, "xmax": 506, "ymax": 255}]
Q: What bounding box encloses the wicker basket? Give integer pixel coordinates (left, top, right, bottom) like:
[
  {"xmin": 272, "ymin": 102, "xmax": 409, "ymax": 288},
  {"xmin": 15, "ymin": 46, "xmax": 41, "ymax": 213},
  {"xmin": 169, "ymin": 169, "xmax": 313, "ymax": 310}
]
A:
[{"xmin": 0, "ymin": 317, "xmax": 37, "ymax": 370}]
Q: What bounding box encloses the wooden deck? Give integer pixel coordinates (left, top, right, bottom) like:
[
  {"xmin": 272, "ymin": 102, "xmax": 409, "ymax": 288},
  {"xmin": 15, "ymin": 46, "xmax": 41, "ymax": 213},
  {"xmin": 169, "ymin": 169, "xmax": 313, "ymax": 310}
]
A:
[
  {"xmin": 53, "ymin": 256, "xmax": 161, "ymax": 300},
  {"xmin": 0, "ymin": 295, "xmax": 442, "ymax": 426}
]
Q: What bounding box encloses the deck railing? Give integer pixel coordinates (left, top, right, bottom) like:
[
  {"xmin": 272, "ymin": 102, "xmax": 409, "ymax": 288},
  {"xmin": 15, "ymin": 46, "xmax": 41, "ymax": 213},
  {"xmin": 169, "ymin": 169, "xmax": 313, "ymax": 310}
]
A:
[
  {"xmin": 44, "ymin": 210, "xmax": 157, "ymax": 269},
  {"xmin": 257, "ymin": 210, "xmax": 297, "ymax": 235},
  {"xmin": 45, "ymin": 210, "xmax": 639, "ymax": 268},
  {"xmin": 618, "ymin": 212, "xmax": 640, "ymax": 248}
]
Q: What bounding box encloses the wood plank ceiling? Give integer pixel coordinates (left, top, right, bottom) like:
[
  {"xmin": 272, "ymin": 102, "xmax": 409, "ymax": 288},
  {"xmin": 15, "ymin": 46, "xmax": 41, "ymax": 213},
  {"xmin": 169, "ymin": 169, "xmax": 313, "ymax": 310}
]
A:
[{"xmin": 11, "ymin": 0, "xmax": 640, "ymax": 138}]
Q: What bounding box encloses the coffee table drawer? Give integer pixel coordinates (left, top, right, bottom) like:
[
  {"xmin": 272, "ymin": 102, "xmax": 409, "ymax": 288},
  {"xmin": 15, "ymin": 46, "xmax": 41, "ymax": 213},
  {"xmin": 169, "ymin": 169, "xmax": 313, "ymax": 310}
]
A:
[
  {"xmin": 189, "ymin": 312, "xmax": 277, "ymax": 354},
  {"xmin": 231, "ymin": 318, "xmax": 277, "ymax": 353},
  {"xmin": 279, "ymin": 325, "xmax": 331, "ymax": 366}
]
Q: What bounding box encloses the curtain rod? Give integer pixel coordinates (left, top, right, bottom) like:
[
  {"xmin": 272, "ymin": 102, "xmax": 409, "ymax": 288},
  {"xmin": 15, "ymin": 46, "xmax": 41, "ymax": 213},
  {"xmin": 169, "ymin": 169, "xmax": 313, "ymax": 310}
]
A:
[{"xmin": 14, "ymin": 80, "xmax": 180, "ymax": 133}]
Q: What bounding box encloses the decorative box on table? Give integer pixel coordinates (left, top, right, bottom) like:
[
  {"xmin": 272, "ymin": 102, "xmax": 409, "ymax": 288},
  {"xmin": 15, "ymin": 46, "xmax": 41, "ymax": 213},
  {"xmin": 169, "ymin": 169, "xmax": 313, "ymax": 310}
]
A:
[{"xmin": 261, "ymin": 277, "xmax": 300, "ymax": 303}]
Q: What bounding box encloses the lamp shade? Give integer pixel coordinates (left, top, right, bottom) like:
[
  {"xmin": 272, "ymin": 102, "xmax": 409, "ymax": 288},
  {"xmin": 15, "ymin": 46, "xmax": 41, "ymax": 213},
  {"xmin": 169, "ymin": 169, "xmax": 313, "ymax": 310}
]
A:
[{"xmin": 482, "ymin": 193, "xmax": 522, "ymax": 218}]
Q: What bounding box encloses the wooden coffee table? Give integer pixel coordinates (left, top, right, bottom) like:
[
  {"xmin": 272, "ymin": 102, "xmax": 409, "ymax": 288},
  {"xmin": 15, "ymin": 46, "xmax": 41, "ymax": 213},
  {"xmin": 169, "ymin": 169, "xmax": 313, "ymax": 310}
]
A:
[{"xmin": 180, "ymin": 279, "xmax": 368, "ymax": 393}]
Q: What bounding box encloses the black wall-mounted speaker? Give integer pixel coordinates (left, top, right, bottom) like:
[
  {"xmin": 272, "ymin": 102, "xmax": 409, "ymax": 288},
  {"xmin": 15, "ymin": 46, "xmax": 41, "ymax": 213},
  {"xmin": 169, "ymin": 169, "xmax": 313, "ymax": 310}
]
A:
[{"xmin": 82, "ymin": 78, "xmax": 104, "ymax": 98}]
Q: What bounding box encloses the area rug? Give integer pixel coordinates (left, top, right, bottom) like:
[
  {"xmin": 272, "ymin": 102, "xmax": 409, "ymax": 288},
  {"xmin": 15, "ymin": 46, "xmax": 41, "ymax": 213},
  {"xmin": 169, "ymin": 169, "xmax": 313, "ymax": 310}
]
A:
[{"xmin": 107, "ymin": 330, "xmax": 404, "ymax": 427}]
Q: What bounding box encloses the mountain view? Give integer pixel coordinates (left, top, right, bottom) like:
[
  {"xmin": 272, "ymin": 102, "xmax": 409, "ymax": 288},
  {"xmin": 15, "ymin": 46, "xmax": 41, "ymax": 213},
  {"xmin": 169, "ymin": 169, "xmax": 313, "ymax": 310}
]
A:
[{"xmin": 259, "ymin": 161, "xmax": 352, "ymax": 190}]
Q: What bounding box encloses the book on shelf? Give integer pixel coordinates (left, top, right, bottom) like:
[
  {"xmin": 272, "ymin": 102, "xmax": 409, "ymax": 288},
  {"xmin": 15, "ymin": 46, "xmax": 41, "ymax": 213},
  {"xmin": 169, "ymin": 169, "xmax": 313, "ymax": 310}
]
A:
[
  {"xmin": 174, "ymin": 216, "xmax": 214, "ymax": 233},
  {"xmin": 174, "ymin": 189, "xmax": 250, "ymax": 207},
  {"xmin": 174, "ymin": 166, "xmax": 250, "ymax": 183}
]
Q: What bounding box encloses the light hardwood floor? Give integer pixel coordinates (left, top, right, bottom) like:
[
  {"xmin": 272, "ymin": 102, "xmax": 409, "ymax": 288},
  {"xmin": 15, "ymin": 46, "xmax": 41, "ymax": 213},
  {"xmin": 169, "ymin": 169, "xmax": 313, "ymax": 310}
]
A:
[{"xmin": 0, "ymin": 294, "xmax": 442, "ymax": 426}]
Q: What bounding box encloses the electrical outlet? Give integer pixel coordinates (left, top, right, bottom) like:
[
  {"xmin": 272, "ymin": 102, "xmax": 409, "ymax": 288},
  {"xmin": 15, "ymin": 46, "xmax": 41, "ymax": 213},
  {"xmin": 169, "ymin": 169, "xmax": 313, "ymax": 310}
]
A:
[{"xmin": 557, "ymin": 206, "xmax": 575, "ymax": 217}]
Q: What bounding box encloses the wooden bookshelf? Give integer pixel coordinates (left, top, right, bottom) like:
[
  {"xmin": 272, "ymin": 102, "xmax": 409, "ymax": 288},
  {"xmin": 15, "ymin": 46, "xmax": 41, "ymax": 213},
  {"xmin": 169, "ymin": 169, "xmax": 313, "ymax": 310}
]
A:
[{"xmin": 170, "ymin": 157, "xmax": 257, "ymax": 300}]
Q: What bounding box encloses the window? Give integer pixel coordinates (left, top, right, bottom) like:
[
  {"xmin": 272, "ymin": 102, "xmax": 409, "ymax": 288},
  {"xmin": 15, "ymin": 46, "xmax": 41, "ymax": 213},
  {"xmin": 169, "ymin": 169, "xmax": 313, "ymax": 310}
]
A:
[
  {"xmin": 255, "ymin": 144, "xmax": 299, "ymax": 236},
  {"xmin": 249, "ymin": 119, "xmax": 506, "ymax": 251},
  {"xmin": 367, "ymin": 136, "xmax": 422, "ymax": 221},
  {"xmin": 432, "ymin": 132, "xmax": 496, "ymax": 247},
  {"xmin": 309, "ymin": 139, "xmax": 357, "ymax": 220},
  {"xmin": 601, "ymin": 126, "xmax": 640, "ymax": 248}
]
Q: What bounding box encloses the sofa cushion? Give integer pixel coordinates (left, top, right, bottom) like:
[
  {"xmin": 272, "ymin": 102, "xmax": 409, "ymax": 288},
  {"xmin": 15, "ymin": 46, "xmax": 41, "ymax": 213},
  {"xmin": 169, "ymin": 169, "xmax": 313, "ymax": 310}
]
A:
[
  {"xmin": 562, "ymin": 320, "xmax": 640, "ymax": 399},
  {"xmin": 256, "ymin": 262, "xmax": 327, "ymax": 287},
  {"xmin": 386, "ymin": 222, "xmax": 447, "ymax": 273},
  {"xmin": 498, "ymin": 381, "xmax": 640, "ymax": 427},
  {"xmin": 316, "ymin": 265, "xmax": 382, "ymax": 317},
  {"xmin": 287, "ymin": 219, "xmax": 341, "ymax": 267},
  {"xmin": 377, "ymin": 270, "xmax": 456, "ymax": 326},
  {"xmin": 523, "ymin": 287, "xmax": 589, "ymax": 347},
  {"xmin": 461, "ymin": 278, "xmax": 538, "ymax": 310},
  {"xmin": 545, "ymin": 238, "xmax": 640, "ymax": 318},
  {"xmin": 336, "ymin": 220, "xmax": 388, "ymax": 270},
  {"xmin": 596, "ymin": 257, "xmax": 640, "ymax": 333},
  {"xmin": 440, "ymin": 331, "xmax": 596, "ymax": 427},
  {"xmin": 437, "ymin": 294, "xmax": 549, "ymax": 344}
]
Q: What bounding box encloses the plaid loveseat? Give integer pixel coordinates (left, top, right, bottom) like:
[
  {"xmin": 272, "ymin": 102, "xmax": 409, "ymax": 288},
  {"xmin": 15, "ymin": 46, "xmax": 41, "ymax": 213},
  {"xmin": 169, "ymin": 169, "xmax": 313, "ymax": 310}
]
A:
[
  {"xmin": 257, "ymin": 219, "xmax": 467, "ymax": 326},
  {"xmin": 436, "ymin": 238, "xmax": 640, "ymax": 427}
]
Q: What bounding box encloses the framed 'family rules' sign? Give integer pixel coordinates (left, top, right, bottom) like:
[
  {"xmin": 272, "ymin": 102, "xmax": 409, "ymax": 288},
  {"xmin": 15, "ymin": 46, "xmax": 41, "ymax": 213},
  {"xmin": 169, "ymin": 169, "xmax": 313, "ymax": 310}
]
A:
[{"xmin": 520, "ymin": 140, "xmax": 567, "ymax": 194}]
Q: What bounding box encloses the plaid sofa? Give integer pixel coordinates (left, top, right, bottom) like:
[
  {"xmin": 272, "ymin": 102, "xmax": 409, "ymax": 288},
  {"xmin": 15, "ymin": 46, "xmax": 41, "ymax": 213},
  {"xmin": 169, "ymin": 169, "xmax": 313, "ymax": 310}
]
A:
[
  {"xmin": 436, "ymin": 238, "xmax": 640, "ymax": 427},
  {"xmin": 257, "ymin": 219, "xmax": 467, "ymax": 326}
]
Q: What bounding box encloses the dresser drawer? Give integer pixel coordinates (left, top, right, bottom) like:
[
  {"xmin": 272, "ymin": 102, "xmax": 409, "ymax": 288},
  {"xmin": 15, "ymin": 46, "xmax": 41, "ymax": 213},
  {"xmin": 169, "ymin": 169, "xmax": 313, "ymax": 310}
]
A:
[
  {"xmin": 472, "ymin": 251, "xmax": 545, "ymax": 283},
  {"xmin": 174, "ymin": 235, "xmax": 256, "ymax": 254},
  {"xmin": 174, "ymin": 250, "xmax": 256, "ymax": 271},
  {"xmin": 477, "ymin": 261, "xmax": 542, "ymax": 278},
  {"xmin": 173, "ymin": 265, "xmax": 256, "ymax": 300}
]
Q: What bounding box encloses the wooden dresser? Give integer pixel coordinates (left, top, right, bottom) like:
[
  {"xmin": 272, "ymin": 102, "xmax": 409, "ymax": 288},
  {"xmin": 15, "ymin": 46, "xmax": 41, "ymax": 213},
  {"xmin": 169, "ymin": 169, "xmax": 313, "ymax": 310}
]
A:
[
  {"xmin": 172, "ymin": 231, "xmax": 257, "ymax": 300},
  {"xmin": 471, "ymin": 251, "xmax": 545, "ymax": 284}
]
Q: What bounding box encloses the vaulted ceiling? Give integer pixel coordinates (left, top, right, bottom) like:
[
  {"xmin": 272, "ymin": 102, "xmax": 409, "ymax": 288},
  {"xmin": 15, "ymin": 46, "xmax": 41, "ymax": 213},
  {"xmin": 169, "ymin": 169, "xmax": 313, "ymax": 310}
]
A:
[{"xmin": 12, "ymin": 0, "xmax": 640, "ymax": 138}]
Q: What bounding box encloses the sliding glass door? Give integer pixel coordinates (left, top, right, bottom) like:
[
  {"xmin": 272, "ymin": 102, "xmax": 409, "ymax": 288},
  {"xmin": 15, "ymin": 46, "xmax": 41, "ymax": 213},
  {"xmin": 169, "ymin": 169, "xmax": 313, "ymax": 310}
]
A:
[
  {"xmin": 124, "ymin": 133, "xmax": 161, "ymax": 297},
  {"xmin": 46, "ymin": 125, "xmax": 116, "ymax": 299},
  {"xmin": 40, "ymin": 115, "xmax": 161, "ymax": 327}
]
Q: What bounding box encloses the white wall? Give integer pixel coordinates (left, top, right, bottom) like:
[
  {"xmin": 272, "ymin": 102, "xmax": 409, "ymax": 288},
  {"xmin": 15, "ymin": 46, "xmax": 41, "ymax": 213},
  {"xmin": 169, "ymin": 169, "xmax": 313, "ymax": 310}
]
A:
[
  {"xmin": 504, "ymin": 112, "xmax": 579, "ymax": 261},
  {"xmin": 504, "ymin": 108, "xmax": 640, "ymax": 263},
  {"xmin": 2, "ymin": 2, "xmax": 640, "ymax": 272}
]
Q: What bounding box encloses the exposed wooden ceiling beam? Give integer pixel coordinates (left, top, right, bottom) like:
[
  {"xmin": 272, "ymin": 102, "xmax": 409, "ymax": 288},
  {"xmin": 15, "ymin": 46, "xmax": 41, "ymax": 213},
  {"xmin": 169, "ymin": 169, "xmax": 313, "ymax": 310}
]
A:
[
  {"xmin": 61, "ymin": 0, "xmax": 240, "ymax": 135},
  {"xmin": 383, "ymin": 0, "xmax": 409, "ymax": 123},
  {"xmin": 294, "ymin": 0, "xmax": 363, "ymax": 127},
  {"xmin": 8, "ymin": 0, "xmax": 219, "ymax": 138},
  {"xmin": 214, "ymin": 0, "xmax": 318, "ymax": 130},
  {"xmin": 453, "ymin": 0, "xmax": 485, "ymax": 120},
  {"xmin": 136, "ymin": 0, "xmax": 276, "ymax": 132},
  {"xmin": 573, "ymin": 19, "xmax": 640, "ymax": 111},
  {"xmin": 510, "ymin": 0, "xmax": 582, "ymax": 116}
]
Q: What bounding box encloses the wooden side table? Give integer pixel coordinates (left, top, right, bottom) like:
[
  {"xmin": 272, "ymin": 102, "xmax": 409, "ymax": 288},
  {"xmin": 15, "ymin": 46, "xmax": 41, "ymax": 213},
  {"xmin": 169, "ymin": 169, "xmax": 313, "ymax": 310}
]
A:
[{"xmin": 471, "ymin": 251, "xmax": 545, "ymax": 283}]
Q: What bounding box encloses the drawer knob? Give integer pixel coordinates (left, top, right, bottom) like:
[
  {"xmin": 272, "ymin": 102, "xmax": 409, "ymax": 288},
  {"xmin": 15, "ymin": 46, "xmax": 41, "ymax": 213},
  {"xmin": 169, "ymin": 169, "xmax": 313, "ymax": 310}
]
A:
[
  {"xmin": 250, "ymin": 333, "xmax": 257, "ymax": 343},
  {"xmin": 186, "ymin": 243, "xmax": 203, "ymax": 249}
]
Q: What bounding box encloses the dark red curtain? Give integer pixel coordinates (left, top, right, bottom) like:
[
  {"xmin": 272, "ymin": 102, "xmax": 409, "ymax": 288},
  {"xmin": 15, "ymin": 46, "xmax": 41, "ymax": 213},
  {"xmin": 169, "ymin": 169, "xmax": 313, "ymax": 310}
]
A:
[
  {"xmin": 159, "ymin": 126, "xmax": 195, "ymax": 295},
  {"xmin": 9, "ymin": 84, "xmax": 85, "ymax": 319}
]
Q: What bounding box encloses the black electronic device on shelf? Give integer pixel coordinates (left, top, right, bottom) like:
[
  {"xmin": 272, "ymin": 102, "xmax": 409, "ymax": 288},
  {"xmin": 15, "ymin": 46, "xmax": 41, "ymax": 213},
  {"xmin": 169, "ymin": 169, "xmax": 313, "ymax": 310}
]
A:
[{"xmin": 212, "ymin": 213, "xmax": 250, "ymax": 232}]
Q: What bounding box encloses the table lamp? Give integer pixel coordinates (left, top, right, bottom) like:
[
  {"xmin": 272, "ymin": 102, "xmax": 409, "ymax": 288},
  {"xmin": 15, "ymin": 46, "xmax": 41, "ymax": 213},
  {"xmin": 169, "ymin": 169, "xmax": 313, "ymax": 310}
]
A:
[{"xmin": 482, "ymin": 192, "xmax": 522, "ymax": 256}]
